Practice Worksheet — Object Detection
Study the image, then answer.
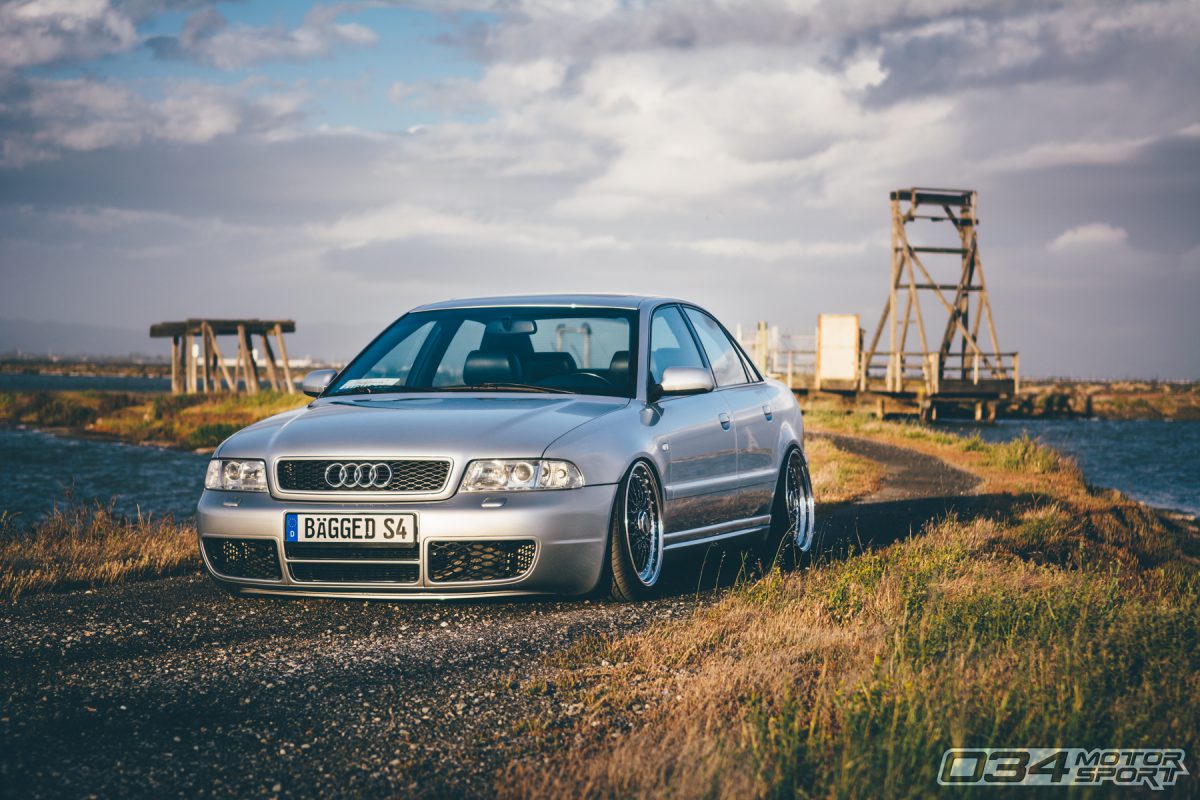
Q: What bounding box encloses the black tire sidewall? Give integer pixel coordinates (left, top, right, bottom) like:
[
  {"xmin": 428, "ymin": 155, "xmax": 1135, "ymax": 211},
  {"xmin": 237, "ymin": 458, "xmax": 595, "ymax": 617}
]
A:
[{"xmin": 607, "ymin": 459, "xmax": 663, "ymax": 601}]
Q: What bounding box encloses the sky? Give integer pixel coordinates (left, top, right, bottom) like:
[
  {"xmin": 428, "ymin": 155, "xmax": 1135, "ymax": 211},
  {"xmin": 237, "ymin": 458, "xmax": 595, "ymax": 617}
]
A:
[{"xmin": 0, "ymin": 0, "xmax": 1197, "ymax": 378}]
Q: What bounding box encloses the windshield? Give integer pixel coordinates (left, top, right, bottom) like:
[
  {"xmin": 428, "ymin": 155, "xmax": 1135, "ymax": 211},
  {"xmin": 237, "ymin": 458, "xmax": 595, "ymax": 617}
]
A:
[{"xmin": 327, "ymin": 306, "xmax": 639, "ymax": 398}]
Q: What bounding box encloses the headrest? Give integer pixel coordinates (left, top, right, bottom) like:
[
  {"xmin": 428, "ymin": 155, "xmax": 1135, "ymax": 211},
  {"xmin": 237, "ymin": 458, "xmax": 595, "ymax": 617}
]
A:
[
  {"xmin": 463, "ymin": 350, "xmax": 523, "ymax": 385},
  {"xmin": 608, "ymin": 350, "xmax": 631, "ymax": 372},
  {"xmin": 524, "ymin": 352, "xmax": 577, "ymax": 381}
]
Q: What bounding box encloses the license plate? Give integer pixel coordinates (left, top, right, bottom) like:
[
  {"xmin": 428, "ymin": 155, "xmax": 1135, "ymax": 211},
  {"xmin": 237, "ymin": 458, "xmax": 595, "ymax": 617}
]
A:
[{"xmin": 285, "ymin": 512, "xmax": 417, "ymax": 546}]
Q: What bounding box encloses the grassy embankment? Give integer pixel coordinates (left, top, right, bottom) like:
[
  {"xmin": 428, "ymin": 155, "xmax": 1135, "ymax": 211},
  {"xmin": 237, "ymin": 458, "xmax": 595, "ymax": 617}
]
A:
[
  {"xmin": 501, "ymin": 410, "xmax": 1200, "ymax": 798},
  {"xmin": 0, "ymin": 390, "xmax": 306, "ymax": 450},
  {"xmin": 1012, "ymin": 379, "xmax": 1200, "ymax": 420}
]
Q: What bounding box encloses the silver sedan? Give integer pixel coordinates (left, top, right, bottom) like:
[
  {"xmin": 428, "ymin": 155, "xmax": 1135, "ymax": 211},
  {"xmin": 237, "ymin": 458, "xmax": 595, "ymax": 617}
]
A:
[{"xmin": 197, "ymin": 295, "xmax": 814, "ymax": 600}]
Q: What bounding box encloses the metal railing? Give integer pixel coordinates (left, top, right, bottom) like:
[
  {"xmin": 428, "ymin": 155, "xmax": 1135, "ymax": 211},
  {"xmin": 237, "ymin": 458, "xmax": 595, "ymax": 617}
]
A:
[{"xmin": 860, "ymin": 351, "xmax": 1020, "ymax": 394}]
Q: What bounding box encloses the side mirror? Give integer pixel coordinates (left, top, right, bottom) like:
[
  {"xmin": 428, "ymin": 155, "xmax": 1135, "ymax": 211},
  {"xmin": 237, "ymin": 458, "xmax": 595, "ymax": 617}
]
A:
[
  {"xmin": 650, "ymin": 366, "xmax": 715, "ymax": 401},
  {"xmin": 302, "ymin": 369, "xmax": 338, "ymax": 397}
]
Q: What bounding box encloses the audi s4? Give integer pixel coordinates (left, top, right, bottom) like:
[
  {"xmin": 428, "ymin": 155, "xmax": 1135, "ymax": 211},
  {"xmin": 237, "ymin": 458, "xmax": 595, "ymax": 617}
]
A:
[{"xmin": 197, "ymin": 295, "xmax": 815, "ymax": 599}]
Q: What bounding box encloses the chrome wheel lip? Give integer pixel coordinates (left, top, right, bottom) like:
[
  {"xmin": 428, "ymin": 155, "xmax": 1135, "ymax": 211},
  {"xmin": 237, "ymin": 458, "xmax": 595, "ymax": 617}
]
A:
[
  {"xmin": 623, "ymin": 462, "xmax": 663, "ymax": 586},
  {"xmin": 785, "ymin": 450, "xmax": 816, "ymax": 552}
]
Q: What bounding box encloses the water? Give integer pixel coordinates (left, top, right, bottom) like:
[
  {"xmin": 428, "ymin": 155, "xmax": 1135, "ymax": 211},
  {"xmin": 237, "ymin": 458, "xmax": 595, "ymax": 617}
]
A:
[
  {"xmin": 0, "ymin": 427, "xmax": 208, "ymax": 526},
  {"xmin": 0, "ymin": 416, "xmax": 1195, "ymax": 530},
  {"xmin": 0, "ymin": 373, "xmax": 170, "ymax": 393},
  {"xmin": 945, "ymin": 419, "xmax": 1200, "ymax": 515}
]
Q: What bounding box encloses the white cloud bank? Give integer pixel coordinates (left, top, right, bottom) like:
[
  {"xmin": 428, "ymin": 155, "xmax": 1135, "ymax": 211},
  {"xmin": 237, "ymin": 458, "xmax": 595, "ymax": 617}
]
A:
[{"xmin": 1047, "ymin": 223, "xmax": 1129, "ymax": 253}]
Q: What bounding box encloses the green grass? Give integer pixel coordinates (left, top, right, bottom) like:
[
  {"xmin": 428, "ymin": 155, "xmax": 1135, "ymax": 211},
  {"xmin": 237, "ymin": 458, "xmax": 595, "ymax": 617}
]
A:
[
  {"xmin": 0, "ymin": 389, "xmax": 306, "ymax": 449},
  {"xmin": 983, "ymin": 433, "xmax": 1063, "ymax": 473}
]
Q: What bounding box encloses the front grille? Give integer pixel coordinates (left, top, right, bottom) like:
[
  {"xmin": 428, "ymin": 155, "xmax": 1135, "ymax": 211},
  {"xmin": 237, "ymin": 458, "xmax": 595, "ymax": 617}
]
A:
[
  {"xmin": 428, "ymin": 540, "xmax": 537, "ymax": 583},
  {"xmin": 284, "ymin": 543, "xmax": 419, "ymax": 561},
  {"xmin": 203, "ymin": 538, "xmax": 281, "ymax": 580},
  {"xmin": 289, "ymin": 562, "xmax": 419, "ymax": 584},
  {"xmin": 276, "ymin": 459, "xmax": 451, "ymax": 493}
]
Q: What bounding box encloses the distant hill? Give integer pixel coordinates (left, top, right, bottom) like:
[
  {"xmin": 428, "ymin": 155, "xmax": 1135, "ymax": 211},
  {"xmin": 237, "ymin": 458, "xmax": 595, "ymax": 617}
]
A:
[{"xmin": 0, "ymin": 318, "xmax": 381, "ymax": 363}]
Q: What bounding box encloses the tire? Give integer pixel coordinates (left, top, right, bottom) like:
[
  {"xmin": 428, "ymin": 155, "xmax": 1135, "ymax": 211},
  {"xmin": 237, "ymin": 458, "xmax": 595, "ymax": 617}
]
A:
[
  {"xmin": 607, "ymin": 460, "xmax": 665, "ymax": 601},
  {"xmin": 756, "ymin": 447, "xmax": 815, "ymax": 569}
]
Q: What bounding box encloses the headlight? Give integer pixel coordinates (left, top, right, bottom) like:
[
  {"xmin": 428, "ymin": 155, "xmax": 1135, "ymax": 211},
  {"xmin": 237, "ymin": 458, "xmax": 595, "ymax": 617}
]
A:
[
  {"xmin": 205, "ymin": 459, "xmax": 268, "ymax": 492},
  {"xmin": 460, "ymin": 459, "xmax": 584, "ymax": 492}
]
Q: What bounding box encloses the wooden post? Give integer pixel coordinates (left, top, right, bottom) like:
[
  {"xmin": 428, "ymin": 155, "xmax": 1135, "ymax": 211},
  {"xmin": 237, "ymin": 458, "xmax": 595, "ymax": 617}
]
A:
[
  {"xmin": 185, "ymin": 332, "xmax": 197, "ymax": 394},
  {"xmin": 238, "ymin": 324, "xmax": 259, "ymax": 395},
  {"xmin": 201, "ymin": 326, "xmax": 212, "ymax": 392},
  {"xmin": 259, "ymin": 333, "xmax": 281, "ymax": 392},
  {"xmin": 170, "ymin": 336, "xmax": 182, "ymax": 394},
  {"xmin": 274, "ymin": 324, "xmax": 295, "ymax": 394}
]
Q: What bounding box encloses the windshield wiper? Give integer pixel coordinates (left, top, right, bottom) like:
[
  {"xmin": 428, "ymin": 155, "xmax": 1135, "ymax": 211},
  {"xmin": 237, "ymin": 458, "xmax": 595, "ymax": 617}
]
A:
[
  {"xmin": 438, "ymin": 382, "xmax": 573, "ymax": 394},
  {"xmin": 325, "ymin": 385, "xmax": 421, "ymax": 397}
]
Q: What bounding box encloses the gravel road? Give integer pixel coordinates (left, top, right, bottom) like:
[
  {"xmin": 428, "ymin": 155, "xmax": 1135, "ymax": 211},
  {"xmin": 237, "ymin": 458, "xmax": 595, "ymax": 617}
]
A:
[{"xmin": 0, "ymin": 433, "xmax": 977, "ymax": 799}]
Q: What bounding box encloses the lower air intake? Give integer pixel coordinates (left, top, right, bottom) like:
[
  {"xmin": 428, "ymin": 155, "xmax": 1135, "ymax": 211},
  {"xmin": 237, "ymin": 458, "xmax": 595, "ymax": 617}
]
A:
[
  {"xmin": 203, "ymin": 538, "xmax": 281, "ymax": 580},
  {"xmin": 428, "ymin": 540, "xmax": 537, "ymax": 583},
  {"xmin": 289, "ymin": 562, "xmax": 419, "ymax": 583}
]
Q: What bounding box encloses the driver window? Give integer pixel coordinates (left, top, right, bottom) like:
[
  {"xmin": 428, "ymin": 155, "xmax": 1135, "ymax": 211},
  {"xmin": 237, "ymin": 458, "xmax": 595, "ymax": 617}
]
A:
[
  {"xmin": 360, "ymin": 320, "xmax": 434, "ymax": 385},
  {"xmin": 649, "ymin": 306, "xmax": 706, "ymax": 385}
]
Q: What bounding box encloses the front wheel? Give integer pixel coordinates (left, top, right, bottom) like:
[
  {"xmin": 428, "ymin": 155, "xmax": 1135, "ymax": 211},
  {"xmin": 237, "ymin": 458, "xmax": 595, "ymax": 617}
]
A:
[
  {"xmin": 757, "ymin": 448, "xmax": 815, "ymax": 568},
  {"xmin": 606, "ymin": 460, "xmax": 665, "ymax": 601}
]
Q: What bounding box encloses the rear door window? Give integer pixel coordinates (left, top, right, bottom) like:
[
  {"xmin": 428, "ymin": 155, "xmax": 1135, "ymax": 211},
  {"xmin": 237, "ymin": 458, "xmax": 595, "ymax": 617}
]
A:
[{"xmin": 683, "ymin": 308, "xmax": 749, "ymax": 387}]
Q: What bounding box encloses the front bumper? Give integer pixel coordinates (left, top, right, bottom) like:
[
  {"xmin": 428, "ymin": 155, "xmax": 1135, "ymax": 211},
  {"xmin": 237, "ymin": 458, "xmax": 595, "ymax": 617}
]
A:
[{"xmin": 196, "ymin": 485, "xmax": 616, "ymax": 599}]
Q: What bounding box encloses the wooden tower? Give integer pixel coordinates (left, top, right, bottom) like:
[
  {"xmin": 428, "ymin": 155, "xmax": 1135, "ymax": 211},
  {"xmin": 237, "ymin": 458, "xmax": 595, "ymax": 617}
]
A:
[{"xmin": 860, "ymin": 188, "xmax": 1017, "ymax": 418}]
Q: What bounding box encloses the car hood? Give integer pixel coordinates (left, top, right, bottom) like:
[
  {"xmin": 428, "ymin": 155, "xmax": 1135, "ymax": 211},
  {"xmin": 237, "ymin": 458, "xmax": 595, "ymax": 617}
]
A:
[{"xmin": 217, "ymin": 394, "xmax": 630, "ymax": 460}]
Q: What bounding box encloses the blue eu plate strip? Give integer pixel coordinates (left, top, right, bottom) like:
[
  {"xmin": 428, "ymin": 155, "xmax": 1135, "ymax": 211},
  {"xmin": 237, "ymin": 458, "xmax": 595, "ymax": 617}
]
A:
[{"xmin": 285, "ymin": 513, "xmax": 298, "ymax": 542}]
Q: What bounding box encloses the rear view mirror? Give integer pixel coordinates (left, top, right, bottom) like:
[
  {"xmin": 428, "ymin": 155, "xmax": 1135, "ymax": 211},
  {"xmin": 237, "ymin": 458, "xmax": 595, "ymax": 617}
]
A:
[
  {"xmin": 651, "ymin": 366, "xmax": 715, "ymax": 401},
  {"xmin": 302, "ymin": 369, "xmax": 338, "ymax": 397},
  {"xmin": 486, "ymin": 317, "xmax": 537, "ymax": 336}
]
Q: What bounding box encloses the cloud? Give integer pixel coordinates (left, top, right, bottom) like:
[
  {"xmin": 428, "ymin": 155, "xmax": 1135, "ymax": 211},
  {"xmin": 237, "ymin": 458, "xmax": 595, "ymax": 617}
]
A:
[
  {"xmin": 1, "ymin": 76, "xmax": 308, "ymax": 165},
  {"xmin": 147, "ymin": 4, "xmax": 378, "ymax": 69},
  {"xmin": 675, "ymin": 234, "xmax": 879, "ymax": 262},
  {"xmin": 1047, "ymin": 222, "xmax": 1128, "ymax": 253},
  {"xmin": 0, "ymin": 0, "xmax": 138, "ymax": 68},
  {"xmin": 2, "ymin": 0, "xmax": 1200, "ymax": 377}
]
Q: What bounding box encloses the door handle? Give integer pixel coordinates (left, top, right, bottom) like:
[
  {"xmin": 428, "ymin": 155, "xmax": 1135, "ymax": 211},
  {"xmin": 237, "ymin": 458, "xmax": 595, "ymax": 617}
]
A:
[
  {"xmin": 762, "ymin": 405, "xmax": 773, "ymax": 421},
  {"xmin": 718, "ymin": 412, "xmax": 731, "ymax": 430}
]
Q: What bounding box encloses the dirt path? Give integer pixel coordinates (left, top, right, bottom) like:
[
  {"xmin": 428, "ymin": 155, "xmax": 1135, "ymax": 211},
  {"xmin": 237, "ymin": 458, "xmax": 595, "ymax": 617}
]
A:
[
  {"xmin": 809, "ymin": 432, "xmax": 984, "ymax": 554},
  {"xmin": 813, "ymin": 432, "xmax": 979, "ymax": 502},
  {"xmin": 0, "ymin": 437, "xmax": 981, "ymax": 799}
]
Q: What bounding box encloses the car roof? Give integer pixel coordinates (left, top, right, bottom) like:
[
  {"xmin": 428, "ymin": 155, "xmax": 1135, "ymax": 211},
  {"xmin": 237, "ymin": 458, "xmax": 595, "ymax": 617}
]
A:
[{"xmin": 411, "ymin": 294, "xmax": 685, "ymax": 312}]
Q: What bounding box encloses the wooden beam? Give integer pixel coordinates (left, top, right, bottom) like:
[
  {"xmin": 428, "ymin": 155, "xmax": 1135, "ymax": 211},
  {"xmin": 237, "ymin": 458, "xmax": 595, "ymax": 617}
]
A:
[
  {"xmin": 237, "ymin": 324, "xmax": 259, "ymax": 395},
  {"xmin": 274, "ymin": 324, "xmax": 295, "ymax": 394},
  {"xmin": 185, "ymin": 333, "xmax": 197, "ymax": 393},
  {"xmin": 201, "ymin": 327, "xmax": 212, "ymax": 392},
  {"xmin": 170, "ymin": 336, "xmax": 182, "ymax": 395},
  {"xmin": 259, "ymin": 333, "xmax": 281, "ymax": 392},
  {"xmin": 150, "ymin": 319, "xmax": 296, "ymax": 338},
  {"xmin": 204, "ymin": 323, "xmax": 235, "ymax": 392}
]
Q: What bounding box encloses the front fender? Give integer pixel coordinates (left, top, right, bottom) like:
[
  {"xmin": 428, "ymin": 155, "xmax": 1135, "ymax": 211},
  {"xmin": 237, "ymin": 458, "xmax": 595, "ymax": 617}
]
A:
[{"xmin": 541, "ymin": 403, "xmax": 668, "ymax": 488}]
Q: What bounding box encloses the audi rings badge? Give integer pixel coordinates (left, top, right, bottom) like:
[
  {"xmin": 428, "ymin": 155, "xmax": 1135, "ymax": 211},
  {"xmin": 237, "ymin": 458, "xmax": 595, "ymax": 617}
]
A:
[{"xmin": 324, "ymin": 462, "xmax": 393, "ymax": 489}]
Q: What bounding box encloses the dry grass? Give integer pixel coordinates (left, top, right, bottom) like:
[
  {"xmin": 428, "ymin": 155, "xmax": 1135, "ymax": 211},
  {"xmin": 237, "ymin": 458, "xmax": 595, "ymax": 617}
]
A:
[
  {"xmin": 499, "ymin": 416, "xmax": 1200, "ymax": 799},
  {"xmin": 0, "ymin": 503, "xmax": 200, "ymax": 602},
  {"xmin": 804, "ymin": 436, "xmax": 885, "ymax": 504},
  {"xmin": 0, "ymin": 390, "xmax": 306, "ymax": 449}
]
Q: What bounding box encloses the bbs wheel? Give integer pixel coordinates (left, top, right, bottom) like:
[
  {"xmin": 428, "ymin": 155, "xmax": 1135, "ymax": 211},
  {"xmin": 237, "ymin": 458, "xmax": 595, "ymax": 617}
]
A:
[
  {"xmin": 607, "ymin": 460, "xmax": 664, "ymax": 601},
  {"xmin": 757, "ymin": 448, "xmax": 815, "ymax": 568}
]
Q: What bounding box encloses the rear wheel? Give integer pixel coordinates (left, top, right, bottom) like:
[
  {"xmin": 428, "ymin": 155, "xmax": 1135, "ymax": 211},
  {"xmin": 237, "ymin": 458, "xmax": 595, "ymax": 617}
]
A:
[
  {"xmin": 607, "ymin": 460, "xmax": 664, "ymax": 601},
  {"xmin": 756, "ymin": 448, "xmax": 815, "ymax": 568}
]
